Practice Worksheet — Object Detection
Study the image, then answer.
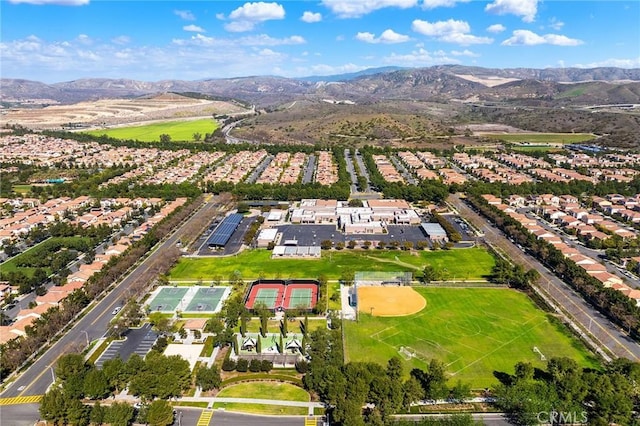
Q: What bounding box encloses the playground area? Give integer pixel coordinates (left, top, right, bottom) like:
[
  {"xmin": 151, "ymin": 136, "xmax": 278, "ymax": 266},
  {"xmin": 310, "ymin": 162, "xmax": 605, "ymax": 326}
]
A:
[
  {"xmin": 146, "ymin": 286, "xmax": 230, "ymax": 313},
  {"xmin": 244, "ymin": 280, "xmax": 319, "ymax": 311}
]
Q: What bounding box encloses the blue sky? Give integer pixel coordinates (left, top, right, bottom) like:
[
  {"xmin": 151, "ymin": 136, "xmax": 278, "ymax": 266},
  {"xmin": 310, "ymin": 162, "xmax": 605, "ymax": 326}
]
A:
[{"xmin": 1, "ymin": 0, "xmax": 639, "ymax": 83}]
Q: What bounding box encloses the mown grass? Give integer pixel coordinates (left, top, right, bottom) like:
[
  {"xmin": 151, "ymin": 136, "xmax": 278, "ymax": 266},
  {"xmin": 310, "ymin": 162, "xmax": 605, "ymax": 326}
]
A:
[
  {"xmin": 344, "ymin": 287, "xmax": 599, "ymax": 388},
  {"xmin": 169, "ymin": 248, "xmax": 494, "ymax": 282},
  {"xmin": 84, "ymin": 118, "xmax": 218, "ymax": 142},
  {"xmin": 0, "ymin": 236, "xmax": 90, "ymax": 277},
  {"xmin": 483, "ymin": 133, "xmax": 595, "ymax": 144},
  {"xmin": 217, "ymin": 382, "xmax": 309, "ymax": 401}
]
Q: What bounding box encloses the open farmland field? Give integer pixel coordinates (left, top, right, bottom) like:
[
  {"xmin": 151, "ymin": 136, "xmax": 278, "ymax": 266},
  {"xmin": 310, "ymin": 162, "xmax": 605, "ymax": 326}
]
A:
[
  {"xmin": 2, "ymin": 93, "xmax": 247, "ymax": 130},
  {"xmin": 344, "ymin": 287, "xmax": 599, "ymax": 388},
  {"xmin": 85, "ymin": 118, "xmax": 218, "ymax": 142},
  {"xmin": 168, "ymin": 248, "xmax": 494, "ymax": 282},
  {"xmin": 482, "ymin": 132, "xmax": 595, "ymax": 144}
]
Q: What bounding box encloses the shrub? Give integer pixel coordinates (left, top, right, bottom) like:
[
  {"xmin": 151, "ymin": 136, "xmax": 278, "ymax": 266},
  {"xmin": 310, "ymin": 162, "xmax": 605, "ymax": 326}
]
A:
[
  {"xmin": 236, "ymin": 358, "xmax": 248, "ymax": 372},
  {"xmin": 222, "ymin": 358, "xmax": 236, "ymax": 372},
  {"xmin": 260, "ymin": 360, "xmax": 273, "ymax": 372},
  {"xmin": 295, "ymin": 360, "xmax": 309, "ymax": 373},
  {"xmin": 249, "ymin": 359, "xmax": 261, "ymax": 372}
]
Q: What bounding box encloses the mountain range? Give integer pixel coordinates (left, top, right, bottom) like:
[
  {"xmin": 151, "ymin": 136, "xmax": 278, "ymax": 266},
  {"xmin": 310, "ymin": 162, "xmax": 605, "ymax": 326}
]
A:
[{"xmin": 2, "ymin": 65, "xmax": 640, "ymax": 107}]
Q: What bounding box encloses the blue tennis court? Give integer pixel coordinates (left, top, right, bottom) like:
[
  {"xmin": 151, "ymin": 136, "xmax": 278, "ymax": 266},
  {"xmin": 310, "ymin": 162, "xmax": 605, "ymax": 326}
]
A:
[
  {"xmin": 186, "ymin": 287, "xmax": 227, "ymax": 312},
  {"xmin": 147, "ymin": 287, "xmax": 189, "ymax": 312}
]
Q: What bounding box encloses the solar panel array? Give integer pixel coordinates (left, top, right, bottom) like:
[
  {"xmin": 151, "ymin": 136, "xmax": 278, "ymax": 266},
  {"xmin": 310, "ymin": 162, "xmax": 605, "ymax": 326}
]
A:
[{"xmin": 207, "ymin": 213, "xmax": 243, "ymax": 247}]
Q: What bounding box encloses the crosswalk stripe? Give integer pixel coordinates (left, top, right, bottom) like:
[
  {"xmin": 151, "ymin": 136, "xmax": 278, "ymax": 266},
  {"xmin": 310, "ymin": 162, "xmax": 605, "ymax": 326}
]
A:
[
  {"xmin": 304, "ymin": 417, "xmax": 317, "ymax": 426},
  {"xmin": 0, "ymin": 395, "xmax": 43, "ymax": 406},
  {"xmin": 196, "ymin": 409, "xmax": 213, "ymax": 426}
]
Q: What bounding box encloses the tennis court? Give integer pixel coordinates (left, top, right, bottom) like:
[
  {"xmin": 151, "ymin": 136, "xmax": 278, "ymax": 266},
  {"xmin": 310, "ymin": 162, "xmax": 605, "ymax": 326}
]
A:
[
  {"xmin": 285, "ymin": 288, "xmax": 313, "ymax": 309},
  {"xmin": 251, "ymin": 288, "xmax": 280, "ymax": 309},
  {"xmin": 244, "ymin": 280, "xmax": 319, "ymax": 311},
  {"xmin": 185, "ymin": 287, "xmax": 227, "ymax": 312},
  {"xmin": 147, "ymin": 287, "xmax": 189, "ymax": 312}
]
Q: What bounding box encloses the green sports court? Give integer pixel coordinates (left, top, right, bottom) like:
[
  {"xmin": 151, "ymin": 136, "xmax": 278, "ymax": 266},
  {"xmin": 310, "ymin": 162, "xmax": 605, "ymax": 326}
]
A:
[{"xmin": 146, "ymin": 286, "xmax": 230, "ymax": 313}]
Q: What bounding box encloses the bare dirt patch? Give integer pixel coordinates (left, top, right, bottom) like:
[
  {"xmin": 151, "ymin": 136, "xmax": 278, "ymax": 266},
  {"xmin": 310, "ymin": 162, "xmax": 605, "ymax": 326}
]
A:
[
  {"xmin": 1, "ymin": 93, "xmax": 249, "ymax": 130},
  {"xmin": 358, "ymin": 286, "xmax": 426, "ymax": 317},
  {"xmin": 454, "ymin": 74, "xmax": 520, "ymax": 87}
]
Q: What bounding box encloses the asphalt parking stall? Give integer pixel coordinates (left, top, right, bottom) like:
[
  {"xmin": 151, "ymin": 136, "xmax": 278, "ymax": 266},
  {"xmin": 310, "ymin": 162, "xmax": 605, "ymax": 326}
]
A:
[
  {"xmin": 275, "ymin": 224, "xmax": 432, "ymax": 247},
  {"xmin": 95, "ymin": 323, "xmax": 158, "ymax": 368}
]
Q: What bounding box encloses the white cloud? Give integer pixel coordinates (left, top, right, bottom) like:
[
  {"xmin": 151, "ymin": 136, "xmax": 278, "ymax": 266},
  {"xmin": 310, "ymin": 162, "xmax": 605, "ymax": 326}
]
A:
[
  {"xmin": 0, "ymin": 33, "xmax": 301, "ymax": 82},
  {"xmin": 111, "ymin": 36, "xmax": 131, "ymax": 45},
  {"xmin": 241, "ymin": 34, "xmax": 306, "ymax": 46},
  {"xmin": 383, "ymin": 47, "xmax": 460, "ymax": 66},
  {"xmin": 229, "ymin": 2, "xmax": 285, "ymax": 21},
  {"xmin": 296, "ymin": 63, "xmax": 365, "ymax": 75},
  {"xmin": 574, "ymin": 57, "xmax": 640, "ymax": 68},
  {"xmin": 412, "ymin": 19, "xmax": 493, "ymax": 45},
  {"xmin": 451, "ymin": 49, "xmax": 479, "ymax": 57},
  {"xmin": 485, "ymin": 0, "xmax": 538, "ymax": 23},
  {"xmin": 501, "ymin": 30, "xmax": 583, "ymax": 46},
  {"xmin": 174, "ymin": 10, "xmax": 195, "ymax": 21},
  {"xmin": 183, "ymin": 25, "xmax": 206, "ymax": 33},
  {"xmin": 412, "ymin": 19, "xmax": 470, "ymax": 36},
  {"xmin": 225, "ymin": 2, "xmax": 285, "ymax": 32},
  {"xmin": 76, "ymin": 34, "xmax": 92, "ymax": 45},
  {"xmin": 301, "ymin": 11, "xmax": 322, "ymax": 23},
  {"xmin": 486, "ymin": 24, "xmax": 506, "ymax": 33},
  {"xmin": 7, "ymin": 0, "xmax": 88, "ymax": 4},
  {"xmin": 321, "ymin": 0, "xmax": 417, "ymax": 18},
  {"xmin": 549, "ymin": 17, "xmax": 564, "ymax": 31},
  {"xmin": 224, "ymin": 21, "xmax": 256, "ymax": 32},
  {"xmin": 356, "ymin": 29, "xmax": 410, "ymax": 44},
  {"xmin": 172, "ymin": 33, "xmax": 304, "ymax": 48},
  {"xmin": 422, "ymin": 0, "xmax": 469, "ymax": 9}
]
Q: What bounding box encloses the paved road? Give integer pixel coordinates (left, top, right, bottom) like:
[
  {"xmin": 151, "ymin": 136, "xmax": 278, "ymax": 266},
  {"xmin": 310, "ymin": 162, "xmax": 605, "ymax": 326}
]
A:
[
  {"xmin": 302, "ymin": 154, "xmax": 316, "ymax": 184},
  {"xmin": 0, "ymin": 196, "xmax": 229, "ymax": 398},
  {"xmin": 343, "ymin": 148, "xmax": 359, "ymax": 194},
  {"xmin": 0, "ymin": 403, "xmax": 40, "ymax": 426},
  {"xmin": 449, "ymin": 194, "xmax": 640, "ymax": 362},
  {"xmin": 353, "ymin": 149, "xmax": 373, "ymax": 192}
]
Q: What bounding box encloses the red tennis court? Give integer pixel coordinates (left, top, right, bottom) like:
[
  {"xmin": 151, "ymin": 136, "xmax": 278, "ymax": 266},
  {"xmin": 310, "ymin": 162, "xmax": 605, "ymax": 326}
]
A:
[{"xmin": 245, "ymin": 279, "xmax": 318, "ymax": 311}]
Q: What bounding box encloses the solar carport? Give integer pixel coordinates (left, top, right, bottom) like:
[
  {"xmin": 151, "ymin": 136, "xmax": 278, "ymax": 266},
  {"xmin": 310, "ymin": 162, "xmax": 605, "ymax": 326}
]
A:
[{"xmin": 207, "ymin": 213, "xmax": 244, "ymax": 248}]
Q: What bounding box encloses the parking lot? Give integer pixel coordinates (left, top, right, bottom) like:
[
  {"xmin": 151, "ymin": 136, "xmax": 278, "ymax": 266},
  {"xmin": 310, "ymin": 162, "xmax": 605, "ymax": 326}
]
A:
[
  {"xmin": 276, "ymin": 224, "xmax": 433, "ymax": 247},
  {"xmin": 196, "ymin": 216, "xmax": 256, "ymax": 256},
  {"xmin": 95, "ymin": 323, "xmax": 158, "ymax": 368}
]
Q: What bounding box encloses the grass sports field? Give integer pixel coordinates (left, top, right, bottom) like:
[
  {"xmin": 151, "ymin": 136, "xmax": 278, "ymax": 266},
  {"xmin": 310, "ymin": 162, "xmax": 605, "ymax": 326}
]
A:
[
  {"xmin": 84, "ymin": 118, "xmax": 218, "ymax": 142},
  {"xmin": 483, "ymin": 132, "xmax": 594, "ymax": 144},
  {"xmin": 344, "ymin": 287, "xmax": 598, "ymax": 388},
  {"xmin": 169, "ymin": 248, "xmax": 494, "ymax": 281}
]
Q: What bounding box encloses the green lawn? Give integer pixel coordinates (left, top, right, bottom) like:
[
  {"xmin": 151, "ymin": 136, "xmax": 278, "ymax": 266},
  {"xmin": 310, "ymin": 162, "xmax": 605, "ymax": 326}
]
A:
[
  {"xmin": 328, "ymin": 281, "xmax": 341, "ymax": 311},
  {"xmin": 84, "ymin": 118, "xmax": 218, "ymax": 142},
  {"xmin": 344, "ymin": 287, "xmax": 599, "ymax": 388},
  {"xmin": 12, "ymin": 184, "xmax": 32, "ymax": 194},
  {"xmin": 169, "ymin": 248, "xmax": 494, "ymax": 281},
  {"xmin": 217, "ymin": 382, "xmax": 309, "ymax": 401},
  {"xmin": 483, "ymin": 133, "xmax": 595, "ymax": 144},
  {"xmin": 0, "ymin": 236, "xmax": 90, "ymax": 277}
]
